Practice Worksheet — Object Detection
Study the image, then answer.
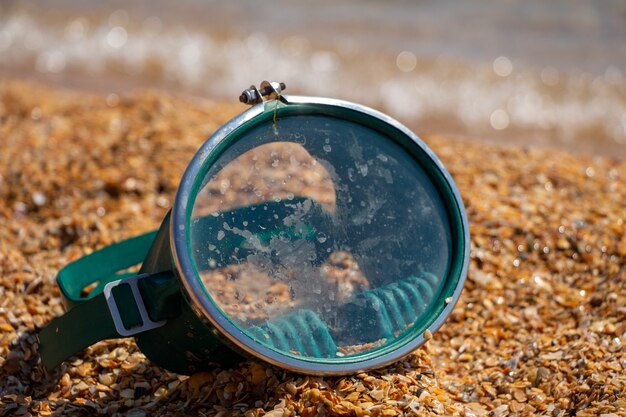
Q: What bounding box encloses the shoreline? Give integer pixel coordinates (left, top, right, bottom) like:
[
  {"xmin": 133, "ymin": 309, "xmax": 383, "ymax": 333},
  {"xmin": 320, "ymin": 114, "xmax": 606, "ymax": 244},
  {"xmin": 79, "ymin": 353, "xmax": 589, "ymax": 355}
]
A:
[
  {"xmin": 2, "ymin": 0, "xmax": 625, "ymax": 159},
  {"xmin": 2, "ymin": 74, "xmax": 623, "ymax": 162}
]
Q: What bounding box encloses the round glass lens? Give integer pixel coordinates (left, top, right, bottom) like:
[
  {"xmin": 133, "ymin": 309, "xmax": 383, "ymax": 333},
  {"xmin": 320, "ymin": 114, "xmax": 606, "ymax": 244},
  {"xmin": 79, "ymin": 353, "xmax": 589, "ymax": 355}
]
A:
[{"xmin": 189, "ymin": 114, "xmax": 452, "ymax": 362}]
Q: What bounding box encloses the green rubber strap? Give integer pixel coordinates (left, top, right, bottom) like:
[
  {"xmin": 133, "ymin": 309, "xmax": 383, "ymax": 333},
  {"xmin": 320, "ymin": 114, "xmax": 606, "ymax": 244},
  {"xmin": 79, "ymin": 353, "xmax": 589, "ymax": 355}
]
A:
[
  {"xmin": 39, "ymin": 232, "xmax": 162, "ymax": 370},
  {"xmin": 39, "ymin": 290, "xmax": 127, "ymax": 369},
  {"xmin": 58, "ymin": 231, "xmax": 158, "ymax": 307}
]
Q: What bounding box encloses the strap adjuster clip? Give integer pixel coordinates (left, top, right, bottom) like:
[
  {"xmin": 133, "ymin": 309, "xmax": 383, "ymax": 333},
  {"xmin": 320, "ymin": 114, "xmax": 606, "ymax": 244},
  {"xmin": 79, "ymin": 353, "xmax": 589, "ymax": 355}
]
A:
[{"xmin": 103, "ymin": 274, "xmax": 166, "ymax": 337}]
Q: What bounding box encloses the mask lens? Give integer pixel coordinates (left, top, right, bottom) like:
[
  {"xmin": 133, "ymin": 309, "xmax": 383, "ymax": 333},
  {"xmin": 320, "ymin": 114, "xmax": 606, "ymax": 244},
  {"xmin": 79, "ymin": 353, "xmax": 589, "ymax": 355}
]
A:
[{"xmin": 189, "ymin": 113, "xmax": 454, "ymax": 364}]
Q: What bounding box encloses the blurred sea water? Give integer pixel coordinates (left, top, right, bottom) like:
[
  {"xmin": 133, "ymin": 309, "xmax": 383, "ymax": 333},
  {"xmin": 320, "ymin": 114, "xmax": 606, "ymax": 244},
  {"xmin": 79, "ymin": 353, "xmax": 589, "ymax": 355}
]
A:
[{"xmin": 0, "ymin": 0, "xmax": 625, "ymax": 157}]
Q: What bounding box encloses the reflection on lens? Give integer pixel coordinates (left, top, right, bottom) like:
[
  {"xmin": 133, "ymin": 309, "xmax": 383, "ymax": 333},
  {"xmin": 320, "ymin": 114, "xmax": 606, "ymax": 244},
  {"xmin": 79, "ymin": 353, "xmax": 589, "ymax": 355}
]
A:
[{"xmin": 189, "ymin": 114, "xmax": 452, "ymax": 362}]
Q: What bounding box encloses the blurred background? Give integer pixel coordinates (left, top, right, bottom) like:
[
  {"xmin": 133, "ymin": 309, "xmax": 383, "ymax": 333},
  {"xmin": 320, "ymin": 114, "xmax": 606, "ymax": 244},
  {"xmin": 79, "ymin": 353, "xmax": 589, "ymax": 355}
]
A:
[{"xmin": 0, "ymin": 0, "xmax": 625, "ymax": 157}]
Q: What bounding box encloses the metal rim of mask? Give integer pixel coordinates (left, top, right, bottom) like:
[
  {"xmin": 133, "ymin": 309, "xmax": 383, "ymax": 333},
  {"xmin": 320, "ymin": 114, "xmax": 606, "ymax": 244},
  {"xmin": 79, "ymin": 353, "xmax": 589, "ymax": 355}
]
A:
[{"xmin": 170, "ymin": 95, "xmax": 470, "ymax": 375}]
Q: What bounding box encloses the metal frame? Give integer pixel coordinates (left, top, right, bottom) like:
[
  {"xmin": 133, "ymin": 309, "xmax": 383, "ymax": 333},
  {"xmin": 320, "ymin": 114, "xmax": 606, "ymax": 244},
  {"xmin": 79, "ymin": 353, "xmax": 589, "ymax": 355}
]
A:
[{"xmin": 170, "ymin": 95, "xmax": 470, "ymax": 375}]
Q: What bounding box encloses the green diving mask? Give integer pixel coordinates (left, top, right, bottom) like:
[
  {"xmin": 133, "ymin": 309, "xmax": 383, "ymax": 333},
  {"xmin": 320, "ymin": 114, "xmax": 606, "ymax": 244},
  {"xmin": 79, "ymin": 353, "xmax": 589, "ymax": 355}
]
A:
[{"xmin": 38, "ymin": 81, "xmax": 469, "ymax": 375}]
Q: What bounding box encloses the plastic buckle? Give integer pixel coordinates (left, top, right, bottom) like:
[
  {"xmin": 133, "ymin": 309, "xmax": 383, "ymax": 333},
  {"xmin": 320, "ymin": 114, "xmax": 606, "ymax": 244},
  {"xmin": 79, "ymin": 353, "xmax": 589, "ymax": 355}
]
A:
[{"xmin": 103, "ymin": 274, "xmax": 166, "ymax": 337}]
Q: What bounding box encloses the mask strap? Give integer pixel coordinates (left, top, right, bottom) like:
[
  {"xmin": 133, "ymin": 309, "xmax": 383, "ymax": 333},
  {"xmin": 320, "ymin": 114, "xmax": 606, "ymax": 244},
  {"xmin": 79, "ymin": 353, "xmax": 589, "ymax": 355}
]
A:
[{"xmin": 38, "ymin": 232, "xmax": 176, "ymax": 370}]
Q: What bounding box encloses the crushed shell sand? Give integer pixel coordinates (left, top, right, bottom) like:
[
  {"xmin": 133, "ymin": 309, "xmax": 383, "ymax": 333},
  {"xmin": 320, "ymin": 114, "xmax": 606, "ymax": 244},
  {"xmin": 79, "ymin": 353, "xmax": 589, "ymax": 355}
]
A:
[{"xmin": 1, "ymin": 80, "xmax": 625, "ymax": 416}]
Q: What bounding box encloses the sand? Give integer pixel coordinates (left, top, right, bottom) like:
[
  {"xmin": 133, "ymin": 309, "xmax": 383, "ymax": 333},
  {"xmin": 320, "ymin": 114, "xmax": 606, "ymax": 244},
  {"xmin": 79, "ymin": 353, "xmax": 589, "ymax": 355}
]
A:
[{"xmin": 0, "ymin": 80, "xmax": 625, "ymax": 416}]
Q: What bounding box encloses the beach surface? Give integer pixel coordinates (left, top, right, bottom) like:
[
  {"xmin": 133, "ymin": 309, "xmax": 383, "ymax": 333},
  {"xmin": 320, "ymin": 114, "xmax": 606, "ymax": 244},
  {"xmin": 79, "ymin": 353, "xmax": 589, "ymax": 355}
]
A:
[{"xmin": 0, "ymin": 80, "xmax": 625, "ymax": 416}]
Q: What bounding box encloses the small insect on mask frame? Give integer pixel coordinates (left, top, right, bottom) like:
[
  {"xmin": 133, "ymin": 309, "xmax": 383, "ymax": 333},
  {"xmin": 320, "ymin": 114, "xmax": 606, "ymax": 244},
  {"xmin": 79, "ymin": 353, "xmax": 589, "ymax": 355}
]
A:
[{"xmin": 38, "ymin": 81, "xmax": 469, "ymax": 375}]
